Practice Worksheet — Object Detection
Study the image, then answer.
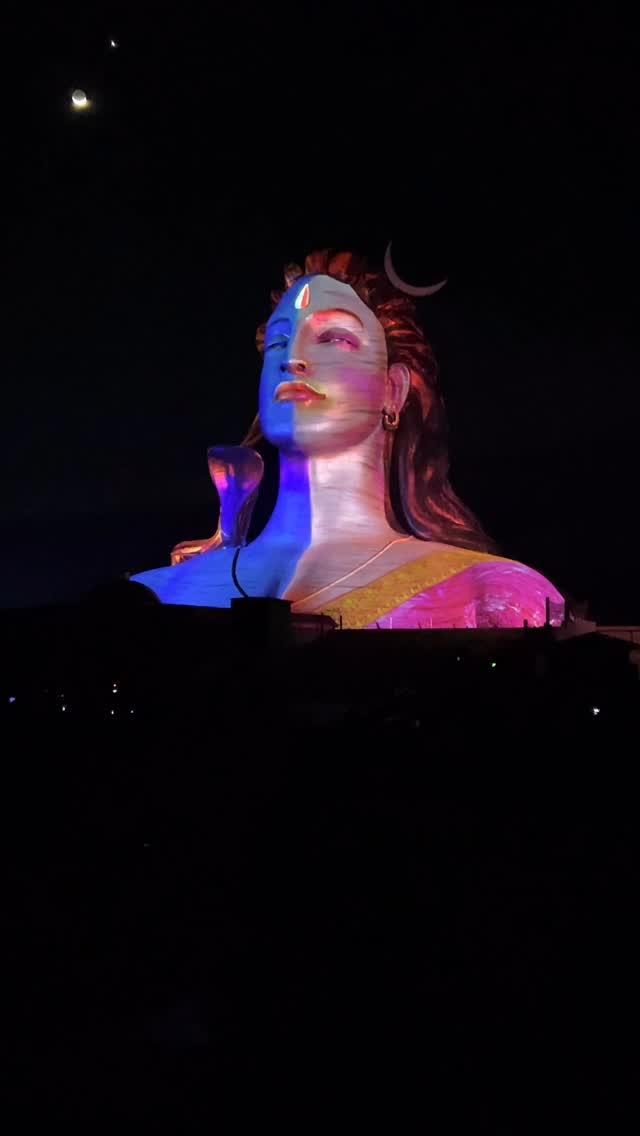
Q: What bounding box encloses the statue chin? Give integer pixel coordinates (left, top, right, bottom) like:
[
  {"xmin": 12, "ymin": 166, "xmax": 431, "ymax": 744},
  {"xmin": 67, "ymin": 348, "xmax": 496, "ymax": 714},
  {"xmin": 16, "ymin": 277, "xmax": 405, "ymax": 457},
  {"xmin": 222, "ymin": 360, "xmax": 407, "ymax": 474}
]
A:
[{"xmin": 260, "ymin": 408, "xmax": 380, "ymax": 459}]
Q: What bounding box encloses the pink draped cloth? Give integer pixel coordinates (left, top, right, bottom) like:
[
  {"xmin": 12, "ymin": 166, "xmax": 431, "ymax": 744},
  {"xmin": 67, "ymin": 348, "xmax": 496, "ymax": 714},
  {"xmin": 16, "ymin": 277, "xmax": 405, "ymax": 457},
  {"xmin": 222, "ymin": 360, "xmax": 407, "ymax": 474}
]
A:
[{"xmin": 363, "ymin": 560, "xmax": 564, "ymax": 630}]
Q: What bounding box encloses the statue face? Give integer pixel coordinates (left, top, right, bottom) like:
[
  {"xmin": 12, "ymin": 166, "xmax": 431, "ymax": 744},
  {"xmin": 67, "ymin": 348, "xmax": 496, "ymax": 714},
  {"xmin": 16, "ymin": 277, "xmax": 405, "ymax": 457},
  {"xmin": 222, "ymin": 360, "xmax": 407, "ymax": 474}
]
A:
[{"xmin": 259, "ymin": 275, "xmax": 389, "ymax": 456}]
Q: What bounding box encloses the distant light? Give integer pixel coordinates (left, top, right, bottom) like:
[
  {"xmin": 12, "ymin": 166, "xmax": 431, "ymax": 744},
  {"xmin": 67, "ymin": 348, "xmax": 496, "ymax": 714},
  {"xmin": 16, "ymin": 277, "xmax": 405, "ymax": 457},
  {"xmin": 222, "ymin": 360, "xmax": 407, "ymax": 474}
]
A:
[
  {"xmin": 129, "ymin": 708, "xmax": 135, "ymax": 715},
  {"xmin": 110, "ymin": 709, "xmax": 115, "ymax": 716},
  {"xmin": 490, "ymin": 661, "xmax": 497, "ymax": 668},
  {"xmin": 8, "ymin": 696, "xmax": 16, "ymax": 704},
  {"xmin": 109, "ymin": 38, "xmax": 118, "ymax": 48},
  {"xmin": 61, "ymin": 705, "xmax": 66, "ymax": 712},
  {"xmin": 591, "ymin": 706, "xmax": 601, "ymax": 716},
  {"xmin": 71, "ymin": 89, "xmax": 89, "ymax": 110}
]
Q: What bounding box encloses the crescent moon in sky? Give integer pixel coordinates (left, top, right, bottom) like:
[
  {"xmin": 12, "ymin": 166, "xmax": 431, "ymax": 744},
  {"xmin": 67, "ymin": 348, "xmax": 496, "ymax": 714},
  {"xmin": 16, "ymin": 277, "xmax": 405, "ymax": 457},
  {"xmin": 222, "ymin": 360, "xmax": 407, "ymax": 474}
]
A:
[
  {"xmin": 384, "ymin": 242, "xmax": 447, "ymax": 296},
  {"xmin": 71, "ymin": 89, "xmax": 89, "ymax": 109}
]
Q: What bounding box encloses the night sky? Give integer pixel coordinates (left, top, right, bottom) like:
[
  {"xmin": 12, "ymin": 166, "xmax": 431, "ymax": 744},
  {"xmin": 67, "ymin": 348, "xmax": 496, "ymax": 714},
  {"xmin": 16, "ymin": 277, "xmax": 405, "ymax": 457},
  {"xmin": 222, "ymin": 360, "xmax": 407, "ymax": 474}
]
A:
[{"xmin": 5, "ymin": 6, "xmax": 638, "ymax": 621}]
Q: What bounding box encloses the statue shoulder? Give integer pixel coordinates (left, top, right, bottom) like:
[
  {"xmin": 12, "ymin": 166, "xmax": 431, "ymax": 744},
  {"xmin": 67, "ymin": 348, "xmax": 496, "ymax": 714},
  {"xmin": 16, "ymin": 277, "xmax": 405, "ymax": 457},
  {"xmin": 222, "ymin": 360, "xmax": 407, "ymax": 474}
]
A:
[
  {"xmin": 467, "ymin": 555, "xmax": 564, "ymax": 626},
  {"xmin": 130, "ymin": 564, "xmax": 175, "ymax": 600},
  {"xmin": 131, "ymin": 547, "xmax": 237, "ymax": 606}
]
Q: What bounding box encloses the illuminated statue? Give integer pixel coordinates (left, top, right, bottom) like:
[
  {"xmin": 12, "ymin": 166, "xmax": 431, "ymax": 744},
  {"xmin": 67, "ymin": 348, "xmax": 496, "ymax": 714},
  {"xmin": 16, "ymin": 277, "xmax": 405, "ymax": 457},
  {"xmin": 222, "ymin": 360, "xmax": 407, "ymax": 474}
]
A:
[{"xmin": 133, "ymin": 250, "xmax": 564, "ymax": 628}]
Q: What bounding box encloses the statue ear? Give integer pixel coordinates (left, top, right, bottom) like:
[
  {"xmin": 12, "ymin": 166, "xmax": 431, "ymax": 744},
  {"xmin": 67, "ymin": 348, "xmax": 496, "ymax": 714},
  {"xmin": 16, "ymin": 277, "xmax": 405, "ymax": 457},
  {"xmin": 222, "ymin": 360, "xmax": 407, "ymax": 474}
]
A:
[{"xmin": 386, "ymin": 362, "xmax": 411, "ymax": 415}]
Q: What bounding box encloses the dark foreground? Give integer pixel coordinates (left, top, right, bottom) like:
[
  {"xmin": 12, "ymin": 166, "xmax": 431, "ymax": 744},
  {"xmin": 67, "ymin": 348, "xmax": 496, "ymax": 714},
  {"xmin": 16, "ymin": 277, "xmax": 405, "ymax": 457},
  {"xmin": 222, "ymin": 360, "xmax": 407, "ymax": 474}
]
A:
[{"xmin": 2, "ymin": 602, "xmax": 636, "ymax": 1124}]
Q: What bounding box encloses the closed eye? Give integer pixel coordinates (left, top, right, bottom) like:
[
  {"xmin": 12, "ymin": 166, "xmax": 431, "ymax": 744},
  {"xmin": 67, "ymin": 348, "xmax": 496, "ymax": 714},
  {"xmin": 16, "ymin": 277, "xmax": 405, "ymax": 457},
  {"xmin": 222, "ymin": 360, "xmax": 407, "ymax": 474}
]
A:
[
  {"xmin": 265, "ymin": 337, "xmax": 289, "ymax": 351},
  {"xmin": 316, "ymin": 328, "xmax": 361, "ymax": 350}
]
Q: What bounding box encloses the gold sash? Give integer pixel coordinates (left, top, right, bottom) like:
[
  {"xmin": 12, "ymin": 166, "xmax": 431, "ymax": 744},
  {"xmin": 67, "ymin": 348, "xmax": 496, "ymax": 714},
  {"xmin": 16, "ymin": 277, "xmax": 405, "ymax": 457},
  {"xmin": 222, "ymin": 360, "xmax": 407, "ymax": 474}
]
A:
[{"xmin": 310, "ymin": 548, "xmax": 510, "ymax": 629}]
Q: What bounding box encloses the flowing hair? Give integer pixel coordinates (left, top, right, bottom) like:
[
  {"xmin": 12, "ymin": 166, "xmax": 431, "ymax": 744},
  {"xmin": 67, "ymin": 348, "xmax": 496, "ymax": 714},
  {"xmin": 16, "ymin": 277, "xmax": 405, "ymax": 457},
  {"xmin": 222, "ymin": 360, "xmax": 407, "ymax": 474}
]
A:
[{"xmin": 245, "ymin": 249, "xmax": 492, "ymax": 553}]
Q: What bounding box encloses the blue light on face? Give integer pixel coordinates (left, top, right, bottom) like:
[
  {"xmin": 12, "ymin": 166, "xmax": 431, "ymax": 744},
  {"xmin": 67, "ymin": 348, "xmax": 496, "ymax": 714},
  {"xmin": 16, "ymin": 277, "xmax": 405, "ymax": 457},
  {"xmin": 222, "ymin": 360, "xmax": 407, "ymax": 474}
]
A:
[
  {"xmin": 264, "ymin": 318, "xmax": 291, "ymax": 351},
  {"xmin": 258, "ymin": 274, "xmax": 377, "ymax": 456},
  {"xmin": 260, "ymin": 302, "xmax": 298, "ymax": 449}
]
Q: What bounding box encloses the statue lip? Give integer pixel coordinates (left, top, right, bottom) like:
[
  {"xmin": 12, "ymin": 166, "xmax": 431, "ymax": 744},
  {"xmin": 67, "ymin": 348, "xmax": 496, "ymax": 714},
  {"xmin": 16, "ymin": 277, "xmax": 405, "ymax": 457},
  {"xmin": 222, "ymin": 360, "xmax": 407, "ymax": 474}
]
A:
[{"xmin": 274, "ymin": 380, "xmax": 326, "ymax": 403}]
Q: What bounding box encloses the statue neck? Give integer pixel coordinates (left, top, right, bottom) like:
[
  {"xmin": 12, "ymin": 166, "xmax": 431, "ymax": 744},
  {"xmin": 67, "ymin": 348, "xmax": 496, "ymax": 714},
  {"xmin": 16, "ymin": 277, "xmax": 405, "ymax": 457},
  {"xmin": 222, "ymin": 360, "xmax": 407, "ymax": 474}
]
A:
[{"xmin": 263, "ymin": 432, "xmax": 397, "ymax": 552}]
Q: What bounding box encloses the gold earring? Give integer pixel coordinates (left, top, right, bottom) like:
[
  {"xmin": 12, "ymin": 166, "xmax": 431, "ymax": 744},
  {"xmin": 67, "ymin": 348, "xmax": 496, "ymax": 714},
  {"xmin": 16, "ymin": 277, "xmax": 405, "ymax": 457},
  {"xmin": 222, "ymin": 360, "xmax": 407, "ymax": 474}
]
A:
[{"xmin": 382, "ymin": 408, "xmax": 399, "ymax": 431}]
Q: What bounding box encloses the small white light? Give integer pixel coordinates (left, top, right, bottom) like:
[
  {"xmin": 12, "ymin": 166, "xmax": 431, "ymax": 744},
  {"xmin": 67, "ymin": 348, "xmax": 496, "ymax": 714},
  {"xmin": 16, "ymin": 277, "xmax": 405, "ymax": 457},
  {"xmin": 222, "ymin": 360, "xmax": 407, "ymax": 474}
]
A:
[
  {"xmin": 591, "ymin": 706, "xmax": 600, "ymax": 716},
  {"xmin": 61, "ymin": 705, "xmax": 66, "ymax": 712},
  {"xmin": 490, "ymin": 661, "xmax": 497, "ymax": 669},
  {"xmin": 110, "ymin": 709, "xmax": 115, "ymax": 716},
  {"xmin": 71, "ymin": 89, "xmax": 89, "ymax": 110},
  {"xmin": 8, "ymin": 696, "xmax": 16, "ymax": 704},
  {"xmin": 109, "ymin": 38, "xmax": 118, "ymax": 48},
  {"xmin": 129, "ymin": 708, "xmax": 135, "ymax": 715}
]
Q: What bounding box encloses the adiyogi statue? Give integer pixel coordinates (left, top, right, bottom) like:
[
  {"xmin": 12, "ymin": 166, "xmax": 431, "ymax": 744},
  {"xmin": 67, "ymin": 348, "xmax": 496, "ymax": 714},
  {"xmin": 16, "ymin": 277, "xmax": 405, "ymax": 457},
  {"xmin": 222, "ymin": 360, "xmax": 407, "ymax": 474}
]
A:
[{"xmin": 133, "ymin": 249, "xmax": 564, "ymax": 629}]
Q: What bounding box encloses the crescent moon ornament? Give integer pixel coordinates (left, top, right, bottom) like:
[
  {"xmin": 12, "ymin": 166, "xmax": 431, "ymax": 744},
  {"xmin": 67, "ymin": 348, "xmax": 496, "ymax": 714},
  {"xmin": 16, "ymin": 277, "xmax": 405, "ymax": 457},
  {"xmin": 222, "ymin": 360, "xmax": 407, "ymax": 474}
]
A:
[{"xmin": 384, "ymin": 241, "xmax": 447, "ymax": 297}]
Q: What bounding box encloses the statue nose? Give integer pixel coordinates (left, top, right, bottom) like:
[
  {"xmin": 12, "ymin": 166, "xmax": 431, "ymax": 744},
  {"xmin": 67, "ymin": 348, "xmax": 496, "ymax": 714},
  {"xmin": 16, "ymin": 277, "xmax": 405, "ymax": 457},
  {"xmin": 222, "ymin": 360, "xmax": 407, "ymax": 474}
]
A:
[{"xmin": 280, "ymin": 358, "xmax": 310, "ymax": 376}]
